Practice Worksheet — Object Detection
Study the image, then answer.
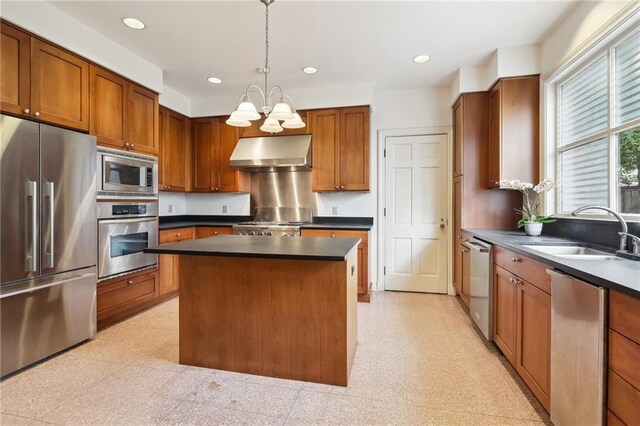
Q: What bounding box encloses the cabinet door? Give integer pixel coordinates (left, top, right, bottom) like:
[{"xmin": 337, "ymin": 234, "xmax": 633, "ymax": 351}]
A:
[
  {"xmin": 487, "ymin": 83, "xmax": 501, "ymax": 188},
  {"xmin": 159, "ymin": 254, "xmax": 179, "ymax": 296},
  {"xmin": 128, "ymin": 83, "xmax": 159, "ymax": 155},
  {"xmin": 90, "ymin": 65, "xmax": 128, "ymax": 149},
  {"xmin": 191, "ymin": 118, "xmax": 217, "ymax": 192},
  {"xmin": 158, "ymin": 107, "xmax": 167, "ymax": 190},
  {"xmin": 516, "ymin": 280, "xmax": 551, "ymax": 411},
  {"xmin": 493, "ymin": 264, "xmax": 517, "ymax": 366},
  {"xmin": 310, "ymin": 109, "xmax": 341, "ymax": 191},
  {"xmin": 163, "ymin": 109, "xmax": 188, "ymax": 191},
  {"xmin": 218, "ymin": 121, "xmax": 248, "ymax": 192},
  {"xmin": 453, "ymin": 97, "xmax": 463, "ymax": 177},
  {"xmin": 461, "ymin": 245, "xmax": 471, "ymax": 306},
  {"xmin": 0, "ymin": 24, "xmax": 30, "ymax": 116},
  {"xmin": 453, "ymin": 176, "xmax": 463, "ymax": 243},
  {"xmin": 31, "ymin": 38, "xmax": 89, "ymax": 131},
  {"xmin": 340, "ymin": 107, "xmax": 369, "ymax": 191}
]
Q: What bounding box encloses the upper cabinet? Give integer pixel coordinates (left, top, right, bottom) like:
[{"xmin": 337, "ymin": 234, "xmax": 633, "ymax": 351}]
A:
[
  {"xmin": 487, "ymin": 76, "xmax": 540, "ymax": 188},
  {"xmin": 191, "ymin": 117, "xmax": 249, "ymax": 193},
  {"xmin": 89, "ymin": 65, "xmax": 159, "ymax": 155},
  {"xmin": 309, "ymin": 106, "xmax": 370, "ymax": 192},
  {"xmin": 1, "ymin": 22, "xmax": 89, "ymax": 131},
  {"xmin": 159, "ymin": 106, "xmax": 190, "ymax": 192},
  {"xmin": 240, "ymin": 112, "xmax": 308, "ymax": 137}
]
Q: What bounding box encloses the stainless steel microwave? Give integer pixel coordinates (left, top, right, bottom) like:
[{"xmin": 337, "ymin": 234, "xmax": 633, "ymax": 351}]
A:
[{"xmin": 97, "ymin": 148, "xmax": 158, "ymax": 198}]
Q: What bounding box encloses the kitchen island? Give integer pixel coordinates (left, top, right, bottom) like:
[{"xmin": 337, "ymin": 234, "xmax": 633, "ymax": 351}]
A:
[{"xmin": 145, "ymin": 235, "xmax": 360, "ymax": 386}]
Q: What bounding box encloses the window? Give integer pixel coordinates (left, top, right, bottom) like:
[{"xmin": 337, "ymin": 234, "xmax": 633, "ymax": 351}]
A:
[{"xmin": 554, "ymin": 29, "xmax": 640, "ymax": 215}]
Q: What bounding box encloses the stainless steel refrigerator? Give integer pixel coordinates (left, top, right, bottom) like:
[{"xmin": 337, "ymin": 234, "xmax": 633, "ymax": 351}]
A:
[{"xmin": 0, "ymin": 114, "xmax": 98, "ymax": 377}]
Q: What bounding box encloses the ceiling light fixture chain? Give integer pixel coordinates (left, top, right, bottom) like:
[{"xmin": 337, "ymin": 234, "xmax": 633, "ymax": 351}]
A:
[{"xmin": 226, "ymin": 0, "xmax": 305, "ymax": 133}]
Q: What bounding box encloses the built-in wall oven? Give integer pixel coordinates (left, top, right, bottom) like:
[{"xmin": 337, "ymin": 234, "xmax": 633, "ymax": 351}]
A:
[
  {"xmin": 97, "ymin": 147, "xmax": 158, "ymax": 198},
  {"xmin": 97, "ymin": 201, "xmax": 158, "ymax": 280}
]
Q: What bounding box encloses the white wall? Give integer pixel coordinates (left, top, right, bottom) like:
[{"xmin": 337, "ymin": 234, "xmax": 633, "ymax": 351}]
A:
[
  {"xmin": 159, "ymin": 85, "xmax": 192, "ymax": 117},
  {"xmin": 0, "ymin": 0, "xmax": 163, "ymax": 93},
  {"xmin": 158, "ymin": 192, "xmax": 187, "ymax": 216}
]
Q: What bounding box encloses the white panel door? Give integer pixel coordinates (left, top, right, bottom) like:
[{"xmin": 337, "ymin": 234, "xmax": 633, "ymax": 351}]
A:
[{"xmin": 385, "ymin": 134, "xmax": 447, "ymax": 293}]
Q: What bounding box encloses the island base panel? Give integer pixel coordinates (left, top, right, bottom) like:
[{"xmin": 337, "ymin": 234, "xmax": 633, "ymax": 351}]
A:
[{"xmin": 178, "ymin": 253, "xmax": 358, "ymax": 386}]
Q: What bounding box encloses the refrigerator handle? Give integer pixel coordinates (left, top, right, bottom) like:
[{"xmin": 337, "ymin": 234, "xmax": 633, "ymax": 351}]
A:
[
  {"xmin": 24, "ymin": 181, "xmax": 37, "ymax": 272},
  {"xmin": 44, "ymin": 181, "xmax": 55, "ymax": 269}
]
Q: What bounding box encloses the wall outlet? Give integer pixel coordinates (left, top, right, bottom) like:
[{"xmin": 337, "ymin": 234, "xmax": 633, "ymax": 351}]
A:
[
  {"xmin": 222, "ymin": 205, "xmax": 228, "ymax": 214},
  {"xmin": 168, "ymin": 203, "xmax": 173, "ymax": 213},
  {"xmin": 332, "ymin": 206, "xmax": 338, "ymax": 215}
]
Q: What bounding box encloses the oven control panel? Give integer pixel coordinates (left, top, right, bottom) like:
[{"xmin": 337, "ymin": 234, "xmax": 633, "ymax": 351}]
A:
[
  {"xmin": 97, "ymin": 201, "xmax": 158, "ymax": 219},
  {"xmin": 112, "ymin": 204, "xmax": 147, "ymax": 216}
]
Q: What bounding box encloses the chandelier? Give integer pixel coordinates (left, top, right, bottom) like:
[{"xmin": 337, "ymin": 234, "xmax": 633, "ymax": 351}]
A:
[{"xmin": 226, "ymin": 0, "xmax": 305, "ymax": 133}]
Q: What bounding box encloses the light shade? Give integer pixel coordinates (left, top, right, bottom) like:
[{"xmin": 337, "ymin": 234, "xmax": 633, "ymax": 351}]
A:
[
  {"xmin": 226, "ymin": 112, "xmax": 251, "ymax": 127},
  {"xmin": 234, "ymin": 101, "xmax": 261, "ymax": 120},
  {"xmin": 260, "ymin": 117, "xmax": 283, "ymax": 133},
  {"xmin": 282, "ymin": 113, "xmax": 306, "ymax": 129},
  {"xmin": 269, "ymin": 102, "xmax": 293, "ymax": 120}
]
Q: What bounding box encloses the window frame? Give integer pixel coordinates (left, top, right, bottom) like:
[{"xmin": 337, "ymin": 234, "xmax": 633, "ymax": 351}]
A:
[{"xmin": 543, "ymin": 17, "xmax": 640, "ymax": 221}]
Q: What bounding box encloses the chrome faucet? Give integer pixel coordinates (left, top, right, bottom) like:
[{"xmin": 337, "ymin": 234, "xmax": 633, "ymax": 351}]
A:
[
  {"xmin": 619, "ymin": 232, "xmax": 640, "ymax": 255},
  {"xmin": 571, "ymin": 205, "xmax": 628, "ymax": 251}
]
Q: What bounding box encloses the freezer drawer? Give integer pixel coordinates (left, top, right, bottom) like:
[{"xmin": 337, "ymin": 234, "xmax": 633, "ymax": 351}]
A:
[{"xmin": 1, "ymin": 268, "xmax": 97, "ymax": 377}]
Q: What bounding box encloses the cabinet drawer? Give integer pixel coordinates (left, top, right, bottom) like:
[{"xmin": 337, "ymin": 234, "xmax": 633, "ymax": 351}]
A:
[
  {"xmin": 159, "ymin": 227, "xmax": 195, "ymax": 244},
  {"xmin": 196, "ymin": 227, "xmax": 233, "ymax": 238},
  {"xmin": 610, "ymin": 330, "xmax": 640, "ymax": 391},
  {"xmin": 608, "ymin": 369, "xmax": 640, "ymax": 426},
  {"xmin": 610, "ymin": 291, "xmax": 640, "ymax": 344},
  {"xmin": 493, "ymin": 246, "xmax": 550, "ymax": 294},
  {"xmin": 97, "ymin": 270, "xmax": 159, "ymax": 321},
  {"xmin": 301, "ymin": 228, "xmax": 368, "ymax": 243}
]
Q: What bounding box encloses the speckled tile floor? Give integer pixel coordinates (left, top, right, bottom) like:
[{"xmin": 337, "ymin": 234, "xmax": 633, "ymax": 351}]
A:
[{"xmin": 0, "ymin": 292, "xmax": 550, "ymax": 425}]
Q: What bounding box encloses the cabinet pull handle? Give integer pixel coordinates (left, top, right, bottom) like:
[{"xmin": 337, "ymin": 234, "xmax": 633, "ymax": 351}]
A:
[
  {"xmin": 335, "ymin": 185, "xmax": 339, "ymax": 190},
  {"xmin": 462, "ymin": 249, "xmax": 469, "ymax": 253},
  {"xmin": 457, "ymin": 235, "xmax": 463, "ymax": 240},
  {"xmin": 130, "ymin": 144, "xmax": 135, "ymax": 148},
  {"xmin": 23, "ymin": 108, "xmax": 30, "ymax": 115},
  {"xmin": 176, "ymin": 233, "xmax": 181, "ymax": 237},
  {"xmin": 214, "ymin": 232, "xmax": 218, "ymax": 236},
  {"xmin": 341, "ymin": 185, "xmax": 345, "ymax": 190},
  {"xmin": 34, "ymin": 111, "xmax": 41, "ymax": 117},
  {"xmin": 511, "ymin": 257, "xmax": 520, "ymax": 263},
  {"xmin": 331, "ymin": 234, "xmax": 336, "ymax": 238},
  {"xmin": 127, "ymin": 280, "xmax": 133, "ymax": 285},
  {"xmin": 509, "ymin": 278, "xmax": 514, "ymax": 284}
]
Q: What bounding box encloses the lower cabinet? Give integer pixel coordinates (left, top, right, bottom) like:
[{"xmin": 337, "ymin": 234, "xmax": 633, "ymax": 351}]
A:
[
  {"xmin": 196, "ymin": 226, "xmax": 233, "ymax": 238},
  {"xmin": 158, "ymin": 227, "xmax": 196, "ymax": 297},
  {"xmin": 608, "ymin": 290, "xmax": 640, "ymax": 425},
  {"xmin": 97, "ymin": 268, "xmax": 159, "ymax": 330},
  {"xmin": 492, "ymin": 247, "xmax": 551, "ymax": 412},
  {"xmin": 300, "ymin": 228, "xmax": 370, "ymax": 302}
]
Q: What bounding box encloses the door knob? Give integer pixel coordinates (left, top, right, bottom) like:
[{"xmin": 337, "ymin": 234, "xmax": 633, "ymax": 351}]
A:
[{"xmin": 440, "ymin": 224, "xmax": 445, "ymax": 229}]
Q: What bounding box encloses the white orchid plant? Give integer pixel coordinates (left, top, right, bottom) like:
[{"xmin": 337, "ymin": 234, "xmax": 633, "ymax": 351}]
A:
[{"xmin": 499, "ymin": 178, "xmax": 558, "ymax": 228}]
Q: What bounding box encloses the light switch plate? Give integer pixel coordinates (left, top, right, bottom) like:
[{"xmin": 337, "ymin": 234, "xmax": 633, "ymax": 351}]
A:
[
  {"xmin": 168, "ymin": 203, "xmax": 173, "ymax": 213},
  {"xmin": 332, "ymin": 206, "xmax": 338, "ymax": 215},
  {"xmin": 222, "ymin": 205, "xmax": 228, "ymax": 214}
]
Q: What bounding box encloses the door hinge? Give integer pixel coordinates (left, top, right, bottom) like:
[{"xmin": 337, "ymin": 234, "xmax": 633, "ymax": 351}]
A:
[{"xmin": 384, "ymin": 267, "xmax": 386, "ymax": 275}]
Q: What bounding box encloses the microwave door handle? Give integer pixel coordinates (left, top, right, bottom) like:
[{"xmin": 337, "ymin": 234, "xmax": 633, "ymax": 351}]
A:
[
  {"xmin": 44, "ymin": 181, "xmax": 55, "ymax": 269},
  {"xmin": 25, "ymin": 180, "xmax": 38, "ymax": 272}
]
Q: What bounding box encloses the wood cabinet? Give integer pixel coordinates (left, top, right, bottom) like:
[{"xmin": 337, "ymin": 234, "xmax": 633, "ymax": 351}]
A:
[
  {"xmin": 196, "ymin": 227, "xmax": 233, "ymax": 238},
  {"xmin": 608, "ymin": 290, "xmax": 640, "ymax": 425},
  {"xmin": 158, "ymin": 227, "xmax": 196, "ymax": 297},
  {"xmin": 127, "ymin": 83, "xmax": 159, "ymax": 155},
  {"xmin": 191, "ymin": 117, "xmax": 250, "ymax": 193},
  {"xmin": 97, "ymin": 268, "xmax": 159, "ymax": 330},
  {"xmin": 451, "ymin": 93, "xmax": 520, "ymax": 306},
  {"xmin": 492, "ymin": 248, "xmax": 551, "ymax": 412},
  {"xmin": 89, "ymin": 65, "xmax": 127, "ymax": 147},
  {"xmin": 309, "ymin": 106, "xmax": 370, "ymax": 192},
  {"xmin": 240, "ymin": 112, "xmax": 308, "ymax": 137},
  {"xmin": 0, "ymin": 23, "xmax": 30, "ymax": 116},
  {"xmin": 300, "ymin": 228, "xmax": 370, "ymax": 302},
  {"xmin": 159, "ymin": 106, "xmax": 190, "ymax": 192},
  {"xmin": 0, "ymin": 22, "xmax": 90, "ymax": 131},
  {"xmin": 487, "ymin": 76, "xmax": 539, "ymax": 188}
]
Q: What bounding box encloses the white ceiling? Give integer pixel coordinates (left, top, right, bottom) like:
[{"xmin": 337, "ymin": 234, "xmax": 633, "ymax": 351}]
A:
[{"xmin": 51, "ymin": 1, "xmax": 577, "ymax": 99}]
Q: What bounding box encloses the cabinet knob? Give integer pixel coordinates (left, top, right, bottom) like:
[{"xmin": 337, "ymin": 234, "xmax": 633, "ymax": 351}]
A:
[
  {"xmin": 127, "ymin": 280, "xmax": 133, "ymax": 285},
  {"xmin": 214, "ymin": 232, "xmax": 218, "ymax": 236},
  {"xmin": 215, "ymin": 187, "xmax": 219, "ymax": 192},
  {"xmin": 125, "ymin": 143, "xmax": 130, "ymax": 148},
  {"xmin": 331, "ymin": 234, "xmax": 336, "ymax": 238},
  {"xmin": 335, "ymin": 185, "xmax": 339, "ymax": 190},
  {"xmin": 34, "ymin": 111, "xmax": 40, "ymax": 117},
  {"xmin": 168, "ymin": 186, "xmax": 171, "ymax": 190},
  {"xmin": 176, "ymin": 233, "xmax": 181, "ymax": 237},
  {"xmin": 462, "ymin": 249, "xmax": 469, "ymax": 253},
  {"xmin": 23, "ymin": 108, "xmax": 30, "ymax": 115},
  {"xmin": 341, "ymin": 185, "xmax": 345, "ymax": 190},
  {"xmin": 511, "ymin": 257, "xmax": 521, "ymax": 263},
  {"xmin": 457, "ymin": 235, "xmax": 463, "ymax": 240},
  {"xmin": 130, "ymin": 143, "xmax": 135, "ymax": 148}
]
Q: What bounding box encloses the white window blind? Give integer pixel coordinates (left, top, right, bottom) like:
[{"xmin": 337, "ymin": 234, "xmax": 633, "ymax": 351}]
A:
[
  {"xmin": 559, "ymin": 56, "xmax": 608, "ymax": 146},
  {"xmin": 559, "ymin": 138, "xmax": 609, "ymax": 212},
  {"xmin": 615, "ymin": 31, "xmax": 640, "ymax": 125}
]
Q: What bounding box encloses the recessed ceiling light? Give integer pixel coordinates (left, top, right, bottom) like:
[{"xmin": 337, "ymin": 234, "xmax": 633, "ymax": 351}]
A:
[
  {"xmin": 207, "ymin": 77, "xmax": 222, "ymax": 84},
  {"xmin": 302, "ymin": 66, "xmax": 318, "ymax": 74},
  {"xmin": 122, "ymin": 17, "xmax": 146, "ymax": 30},
  {"xmin": 413, "ymin": 55, "xmax": 430, "ymax": 64}
]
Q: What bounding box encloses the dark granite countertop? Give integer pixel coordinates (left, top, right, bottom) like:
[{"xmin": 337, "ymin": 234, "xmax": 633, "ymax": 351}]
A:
[
  {"xmin": 465, "ymin": 229, "xmax": 640, "ymax": 298},
  {"xmin": 158, "ymin": 215, "xmax": 373, "ymax": 231},
  {"xmin": 145, "ymin": 234, "xmax": 361, "ymax": 261}
]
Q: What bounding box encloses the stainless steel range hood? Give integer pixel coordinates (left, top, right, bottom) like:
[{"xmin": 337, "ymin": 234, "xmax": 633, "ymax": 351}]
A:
[{"xmin": 229, "ymin": 135, "xmax": 312, "ymax": 172}]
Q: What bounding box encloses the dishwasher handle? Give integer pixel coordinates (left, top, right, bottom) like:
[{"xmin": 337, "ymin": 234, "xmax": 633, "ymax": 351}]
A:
[{"xmin": 462, "ymin": 240, "xmax": 490, "ymax": 253}]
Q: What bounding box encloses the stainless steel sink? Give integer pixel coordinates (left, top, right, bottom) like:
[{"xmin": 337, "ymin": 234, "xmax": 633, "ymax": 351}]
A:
[{"xmin": 522, "ymin": 245, "xmax": 623, "ymax": 261}]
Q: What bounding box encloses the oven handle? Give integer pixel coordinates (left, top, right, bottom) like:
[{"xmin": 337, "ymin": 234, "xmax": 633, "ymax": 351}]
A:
[{"xmin": 99, "ymin": 217, "xmax": 158, "ymax": 225}]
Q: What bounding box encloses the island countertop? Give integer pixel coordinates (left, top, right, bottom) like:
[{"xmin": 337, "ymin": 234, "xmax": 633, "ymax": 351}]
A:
[{"xmin": 145, "ymin": 234, "xmax": 361, "ymax": 261}]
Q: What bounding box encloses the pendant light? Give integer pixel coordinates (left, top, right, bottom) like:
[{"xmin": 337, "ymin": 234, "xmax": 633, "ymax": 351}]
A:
[{"xmin": 226, "ymin": 0, "xmax": 305, "ymax": 133}]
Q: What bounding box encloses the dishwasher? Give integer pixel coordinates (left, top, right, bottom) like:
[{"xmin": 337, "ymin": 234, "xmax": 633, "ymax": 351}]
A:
[
  {"xmin": 547, "ymin": 269, "xmax": 606, "ymax": 426},
  {"xmin": 463, "ymin": 238, "xmax": 493, "ymax": 340}
]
